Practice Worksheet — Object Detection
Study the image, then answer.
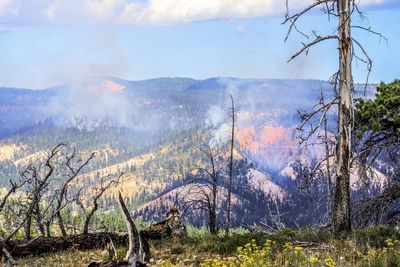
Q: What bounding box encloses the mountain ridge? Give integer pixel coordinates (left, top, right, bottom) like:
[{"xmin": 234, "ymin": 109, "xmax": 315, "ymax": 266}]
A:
[{"xmin": 0, "ymin": 77, "xmax": 380, "ymax": 227}]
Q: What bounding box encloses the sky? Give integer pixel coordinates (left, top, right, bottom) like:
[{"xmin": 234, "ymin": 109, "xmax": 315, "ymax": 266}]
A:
[{"xmin": 0, "ymin": 0, "xmax": 399, "ymax": 89}]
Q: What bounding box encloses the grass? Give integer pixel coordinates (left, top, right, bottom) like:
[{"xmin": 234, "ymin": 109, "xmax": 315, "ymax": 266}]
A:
[
  {"xmin": 5, "ymin": 226, "xmax": 400, "ymax": 267},
  {"xmin": 15, "ymin": 249, "xmax": 108, "ymax": 267}
]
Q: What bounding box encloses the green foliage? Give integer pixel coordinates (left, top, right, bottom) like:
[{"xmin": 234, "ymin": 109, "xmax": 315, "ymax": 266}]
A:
[
  {"xmin": 356, "ymin": 80, "xmax": 400, "ymax": 137},
  {"xmin": 351, "ymin": 226, "xmax": 400, "ymax": 248}
]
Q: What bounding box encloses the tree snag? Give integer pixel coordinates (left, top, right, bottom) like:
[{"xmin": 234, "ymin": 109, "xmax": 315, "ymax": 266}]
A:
[{"xmin": 283, "ymin": 0, "xmax": 382, "ymax": 235}]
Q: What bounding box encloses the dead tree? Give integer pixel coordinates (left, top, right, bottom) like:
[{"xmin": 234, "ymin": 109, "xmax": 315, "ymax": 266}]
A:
[
  {"xmin": 6, "ymin": 144, "xmax": 65, "ymax": 241},
  {"xmin": 87, "ymin": 192, "xmax": 146, "ymax": 267},
  {"xmin": 33, "ymin": 148, "xmax": 95, "ymax": 237},
  {"xmin": 283, "ymin": 0, "xmax": 382, "ymax": 234},
  {"xmin": 353, "ymin": 104, "xmax": 400, "ymax": 225},
  {"xmin": 225, "ymin": 94, "xmax": 236, "ymax": 234},
  {"xmin": 78, "ymin": 173, "xmax": 121, "ymax": 235},
  {"xmin": 118, "ymin": 192, "xmax": 145, "ymax": 265},
  {"xmin": 3, "ymin": 144, "xmax": 95, "ymax": 240},
  {"xmin": 56, "ymin": 150, "xmax": 95, "ymax": 236},
  {"xmin": 40, "ymin": 187, "xmax": 83, "ymax": 237},
  {"xmin": 357, "ymin": 182, "xmax": 400, "ymax": 226},
  {"xmin": 296, "ymin": 92, "xmax": 336, "ymax": 225},
  {"xmin": 187, "ymin": 144, "xmax": 221, "ymax": 234}
]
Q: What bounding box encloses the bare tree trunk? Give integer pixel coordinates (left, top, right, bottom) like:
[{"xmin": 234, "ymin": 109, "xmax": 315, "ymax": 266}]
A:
[
  {"xmin": 83, "ymin": 204, "xmax": 98, "ymax": 235},
  {"xmin": 332, "ymin": 0, "xmax": 352, "ymax": 234},
  {"xmin": 118, "ymin": 192, "xmax": 144, "ymax": 264},
  {"xmin": 24, "ymin": 194, "xmax": 39, "ymax": 239},
  {"xmin": 56, "ymin": 211, "xmax": 68, "ymax": 237},
  {"xmin": 225, "ymin": 94, "xmax": 235, "ymax": 234},
  {"xmin": 193, "ymin": 145, "xmax": 220, "ymax": 235},
  {"xmin": 209, "ymin": 209, "xmax": 217, "ymax": 235},
  {"xmin": 24, "ymin": 215, "xmax": 32, "ymax": 240},
  {"xmin": 45, "ymin": 222, "xmax": 51, "ymax": 237},
  {"xmin": 56, "ymin": 152, "xmax": 94, "ymax": 237},
  {"xmin": 33, "ymin": 203, "xmax": 46, "ymax": 237},
  {"xmin": 323, "ymin": 104, "xmax": 332, "ymax": 224}
]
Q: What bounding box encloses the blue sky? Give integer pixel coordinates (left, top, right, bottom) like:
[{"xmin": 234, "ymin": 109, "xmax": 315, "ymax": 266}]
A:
[{"xmin": 0, "ymin": 0, "xmax": 399, "ymax": 89}]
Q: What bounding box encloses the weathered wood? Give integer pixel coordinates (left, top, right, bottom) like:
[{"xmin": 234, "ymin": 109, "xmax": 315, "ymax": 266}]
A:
[
  {"xmin": 118, "ymin": 192, "xmax": 145, "ymax": 266},
  {"xmin": 0, "ymin": 232, "xmax": 129, "ymax": 258},
  {"xmin": 332, "ymin": 0, "xmax": 352, "ymax": 234}
]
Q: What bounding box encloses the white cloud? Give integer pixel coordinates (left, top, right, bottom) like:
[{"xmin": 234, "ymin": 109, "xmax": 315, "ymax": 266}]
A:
[
  {"xmin": 107, "ymin": 0, "xmax": 397, "ymax": 25},
  {"xmin": 41, "ymin": 0, "xmax": 287, "ymax": 25},
  {"xmin": 42, "ymin": 0, "xmax": 125, "ymax": 23},
  {"xmin": 0, "ymin": 0, "xmax": 18, "ymax": 17},
  {"xmin": 124, "ymin": 0, "xmax": 283, "ymax": 25},
  {"xmin": 0, "ymin": 0, "xmax": 395, "ymax": 26}
]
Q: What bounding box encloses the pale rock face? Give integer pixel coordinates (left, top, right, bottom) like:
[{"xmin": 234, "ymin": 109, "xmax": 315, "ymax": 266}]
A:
[
  {"xmin": 236, "ymin": 125, "xmax": 299, "ymax": 169},
  {"xmin": 85, "ymin": 80, "xmax": 125, "ymax": 94},
  {"xmin": 247, "ymin": 169, "xmax": 286, "ymax": 201},
  {"xmin": 0, "ymin": 144, "xmax": 24, "ymax": 162},
  {"xmin": 13, "ymin": 150, "xmax": 47, "ymax": 167},
  {"xmin": 280, "ymin": 166, "xmax": 297, "ymax": 181},
  {"xmin": 350, "ymin": 167, "xmax": 387, "ymax": 192}
]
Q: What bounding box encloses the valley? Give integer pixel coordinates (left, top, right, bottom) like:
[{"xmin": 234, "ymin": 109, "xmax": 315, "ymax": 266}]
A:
[{"xmin": 0, "ymin": 77, "xmax": 380, "ymax": 228}]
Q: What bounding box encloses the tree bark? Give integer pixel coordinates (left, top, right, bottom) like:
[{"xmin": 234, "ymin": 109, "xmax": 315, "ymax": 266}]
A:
[
  {"xmin": 33, "ymin": 203, "xmax": 46, "ymax": 237},
  {"xmin": 210, "ymin": 182, "xmax": 217, "ymax": 235},
  {"xmin": 45, "ymin": 222, "xmax": 51, "ymax": 237},
  {"xmin": 209, "ymin": 209, "xmax": 216, "ymax": 235},
  {"xmin": 24, "ymin": 214, "xmax": 32, "ymax": 240},
  {"xmin": 83, "ymin": 203, "xmax": 98, "ymax": 235},
  {"xmin": 56, "ymin": 211, "xmax": 68, "ymax": 237},
  {"xmin": 332, "ymin": 0, "xmax": 352, "ymax": 234}
]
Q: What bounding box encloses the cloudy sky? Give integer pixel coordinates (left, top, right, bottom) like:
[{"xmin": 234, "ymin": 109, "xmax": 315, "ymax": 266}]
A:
[{"xmin": 0, "ymin": 0, "xmax": 399, "ymax": 88}]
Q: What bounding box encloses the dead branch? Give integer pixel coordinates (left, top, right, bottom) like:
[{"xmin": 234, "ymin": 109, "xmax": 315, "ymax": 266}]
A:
[
  {"xmin": 288, "ymin": 35, "xmax": 338, "ymax": 62},
  {"xmin": 185, "ymin": 144, "xmax": 221, "ymax": 234},
  {"xmin": 283, "ymin": 0, "xmax": 333, "ymax": 41},
  {"xmin": 357, "ymin": 184, "xmax": 400, "ymax": 226},
  {"xmin": 118, "ymin": 192, "xmax": 145, "ymax": 265},
  {"xmin": 79, "ymin": 173, "xmax": 122, "ymax": 235},
  {"xmin": 55, "ymin": 151, "xmax": 95, "ymax": 236},
  {"xmin": 5, "ymin": 144, "xmax": 65, "ymax": 241}
]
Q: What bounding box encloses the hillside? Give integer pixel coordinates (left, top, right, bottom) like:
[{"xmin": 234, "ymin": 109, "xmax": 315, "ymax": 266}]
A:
[{"xmin": 0, "ymin": 77, "xmax": 379, "ymax": 227}]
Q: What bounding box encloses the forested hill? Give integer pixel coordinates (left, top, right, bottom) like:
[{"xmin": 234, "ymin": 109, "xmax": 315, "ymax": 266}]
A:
[{"xmin": 0, "ymin": 77, "xmax": 378, "ymax": 226}]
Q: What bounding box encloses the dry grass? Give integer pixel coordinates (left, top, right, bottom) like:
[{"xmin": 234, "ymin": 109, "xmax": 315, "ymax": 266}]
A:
[{"xmin": 5, "ymin": 226, "xmax": 400, "ymax": 267}]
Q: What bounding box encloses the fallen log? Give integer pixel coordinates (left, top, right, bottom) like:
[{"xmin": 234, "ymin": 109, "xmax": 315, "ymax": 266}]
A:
[
  {"xmin": 0, "ymin": 232, "xmax": 129, "ymax": 258},
  {"xmin": 0, "ymin": 207, "xmax": 186, "ymax": 260}
]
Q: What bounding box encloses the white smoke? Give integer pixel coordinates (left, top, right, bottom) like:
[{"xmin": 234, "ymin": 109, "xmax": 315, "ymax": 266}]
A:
[
  {"xmin": 205, "ymin": 104, "xmax": 228, "ymax": 147},
  {"xmin": 204, "ymin": 78, "xmax": 242, "ymax": 147},
  {"xmin": 46, "ymin": 81, "xmax": 135, "ymax": 130}
]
